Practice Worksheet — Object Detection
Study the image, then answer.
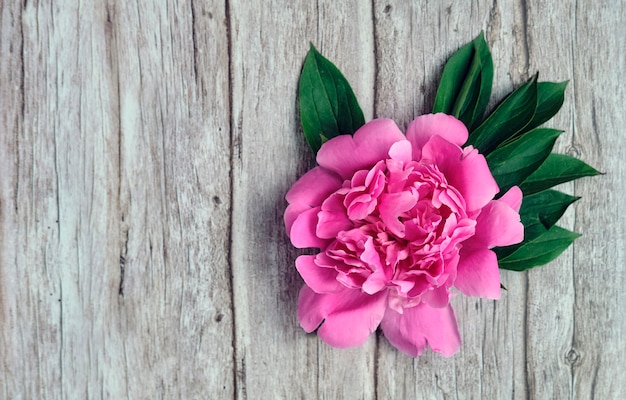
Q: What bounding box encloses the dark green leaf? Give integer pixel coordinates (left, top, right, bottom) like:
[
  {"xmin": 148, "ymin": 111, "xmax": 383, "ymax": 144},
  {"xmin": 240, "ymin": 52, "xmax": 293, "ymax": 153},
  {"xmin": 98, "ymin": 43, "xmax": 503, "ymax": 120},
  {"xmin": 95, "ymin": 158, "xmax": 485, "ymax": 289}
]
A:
[
  {"xmin": 519, "ymin": 153, "xmax": 600, "ymax": 195},
  {"xmin": 299, "ymin": 44, "xmax": 365, "ymax": 153},
  {"xmin": 497, "ymin": 225, "xmax": 580, "ymax": 271},
  {"xmin": 497, "ymin": 81, "xmax": 569, "ymax": 148},
  {"xmin": 519, "ymin": 190, "xmax": 580, "ymax": 231},
  {"xmin": 453, "ymin": 34, "xmax": 494, "ymax": 130},
  {"xmin": 433, "ymin": 39, "xmax": 474, "ymax": 115},
  {"xmin": 523, "ymin": 81, "xmax": 568, "ymax": 132},
  {"xmin": 493, "ymin": 189, "xmax": 580, "ymax": 260},
  {"xmin": 467, "ymin": 74, "xmax": 538, "ymax": 155},
  {"xmin": 434, "ymin": 32, "xmax": 493, "ymax": 130},
  {"xmin": 486, "ymin": 128, "xmax": 562, "ymax": 194}
]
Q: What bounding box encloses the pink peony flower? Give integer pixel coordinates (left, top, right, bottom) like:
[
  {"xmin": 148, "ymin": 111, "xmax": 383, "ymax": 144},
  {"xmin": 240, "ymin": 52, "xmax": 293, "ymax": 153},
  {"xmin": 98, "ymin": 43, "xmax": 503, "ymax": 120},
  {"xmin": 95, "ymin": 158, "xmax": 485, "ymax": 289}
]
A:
[{"xmin": 285, "ymin": 114, "xmax": 524, "ymax": 357}]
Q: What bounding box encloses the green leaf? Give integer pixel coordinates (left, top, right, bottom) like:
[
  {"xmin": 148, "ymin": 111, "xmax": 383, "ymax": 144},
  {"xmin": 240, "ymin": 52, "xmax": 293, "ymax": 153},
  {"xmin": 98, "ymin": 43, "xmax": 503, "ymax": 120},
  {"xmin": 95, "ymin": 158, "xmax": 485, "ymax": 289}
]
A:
[
  {"xmin": 467, "ymin": 74, "xmax": 538, "ymax": 155},
  {"xmin": 494, "ymin": 189, "xmax": 580, "ymax": 260},
  {"xmin": 299, "ymin": 44, "xmax": 365, "ymax": 153},
  {"xmin": 452, "ymin": 34, "xmax": 494, "ymax": 130},
  {"xmin": 433, "ymin": 32, "xmax": 493, "ymax": 130},
  {"xmin": 497, "ymin": 190, "xmax": 580, "ymax": 258},
  {"xmin": 519, "ymin": 190, "xmax": 580, "ymax": 230},
  {"xmin": 433, "ymin": 40, "xmax": 473, "ymax": 114},
  {"xmin": 497, "ymin": 81, "xmax": 569, "ymax": 149},
  {"xmin": 497, "ymin": 225, "xmax": 580, "ymax": 271},
  {"xmin": 486, "ymin": 128, "xmax": 562, "ymax": 194},
  {"xmin": 519, "ymin": 153, "xmax": 600, "ymax": 195},
  {"xmin": 524, "ymin": 81, "xmax": 568, "ymax": 132}
]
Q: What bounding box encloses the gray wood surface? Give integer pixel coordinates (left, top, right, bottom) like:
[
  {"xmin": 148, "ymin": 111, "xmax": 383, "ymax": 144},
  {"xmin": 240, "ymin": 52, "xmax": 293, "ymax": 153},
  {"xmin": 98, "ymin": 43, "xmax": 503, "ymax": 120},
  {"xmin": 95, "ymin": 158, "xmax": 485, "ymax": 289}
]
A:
[{"xmin": 1, "ymin": 1, "xmax": 624, "ymax": 398}]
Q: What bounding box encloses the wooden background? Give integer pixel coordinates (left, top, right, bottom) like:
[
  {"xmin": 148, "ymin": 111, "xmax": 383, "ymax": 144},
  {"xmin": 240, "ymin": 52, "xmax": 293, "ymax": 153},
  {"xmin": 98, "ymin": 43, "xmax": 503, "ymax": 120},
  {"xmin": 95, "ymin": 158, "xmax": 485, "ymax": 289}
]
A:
[{"xmin": 1, "ymin": 1, "xmax": 624, "ymax": 398}]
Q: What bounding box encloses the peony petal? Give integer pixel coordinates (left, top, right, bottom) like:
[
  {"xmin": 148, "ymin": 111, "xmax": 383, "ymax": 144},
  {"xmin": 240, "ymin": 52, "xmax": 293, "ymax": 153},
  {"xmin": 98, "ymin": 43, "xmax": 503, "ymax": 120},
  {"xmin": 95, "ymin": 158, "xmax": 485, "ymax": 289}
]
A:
[
  {"xmin": 421, "ymin": 286, "xmax": 451, "ymax": 308},
  {"xmin": 419, "ymin": 134, "xmax": 463, "ymax": 169},
  {"xmin": 297, "ymin": 285, "xmax": 388, "ymax": 347},
  {"xmin": 317, "ymin": 210, "xmax": 353, "ymax": 239},
  {"xmin": 298, "ymin": 285, "xmax": 331, "ymax": 332},
  {"xmin": 285, "ymin": 166, "xmax": 344, "ymax": 235},
  {"xmin": 498, "ymin": 186, "xmax": 523, "ymax": 212},
  {"xmin": 289, "ymin": 207, "xmax": 329, "ymax": 249},
  {"xmin": 296, "ymin": 255, "xmax": 343, "ymax": 294},
  {"xmin": 284, "ymin": 202, "xmax": 311, "ymax": 234},
  {"xmin": 381, "ymin": 302, "xmax": 461, "ymax": 357},
  {"xmin": 362, "ymin": 268, "xmax": 388, "ymax": 294},
  {"xmin": 423, "ymin": 137, "xmax": 499, "ymax": 212},
  {"xmin": 452, "ymin": 147, "xmax": 500, "ymax": 211},
  {"xmin": 379, "ymin": 192, "xmax": 418, "ymax": 237},
  {"xmin": 388, "ymin": 140, "xmax": 413, "ymax": 163},
  {"xmin": 317, "ymin": 192, "xmax": 352, "ymax": 238},
  {"xmin": 317, "ymin": 290, "xmax": 388, "ymax": 348},
  {"xmin": 455, "ymin": 248, "xmax": 501, "ymax": 299},
  {"xmin": 286, "ymin": 166, "xmax": 343, "ymax": 207},
  {"xmin": 470, "ymin": 199, "xmax": 524, "ymax": 248},
  {"xmin": 360, "ymin": 239, "xmax": 388, "ymax": 294},
  {"xmin": 317, "ymin": 119, "xmax": 405, "ymax": 179},
  {"xmin": 406, "ymin": 113, "xmax": 469, "ymax": 160}
]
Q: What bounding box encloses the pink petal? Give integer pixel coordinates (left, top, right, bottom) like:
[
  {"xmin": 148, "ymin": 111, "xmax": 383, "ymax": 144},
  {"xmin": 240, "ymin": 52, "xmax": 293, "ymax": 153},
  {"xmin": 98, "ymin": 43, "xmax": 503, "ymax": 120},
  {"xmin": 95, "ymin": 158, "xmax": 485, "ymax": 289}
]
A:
[
  {"xmin": 406, "ymin": 113, "xmax": 469, "ymax": 160},
  {"xmin": 388, "ymin": 140, "xmax": 413, "ymax": 163},
  {"xmin": 296, "ymin": 255, "xmax": 343, "ymax": 294},
  {"xmin": 421, "ymin": 286, "xmax": 451, "ymax": 308},
  {"xmin": 422, "ymin": 137, "xmax": 499, "ymax": 212},
  {"xmin": 285, "ymin": 167, "xmax": 344, "ymax": 234},
  {"xmin": 362, "ymin": 268, "xmax": 388, "ymax": 294},
  {"xmin": 455, "ymin": 248, "xmax": 501, "ymax": 299},
  {"xmin": 381, "ymin": 302, "xmax": 461, "ymax": 357},
  {"xmin": 317, "ymin": 210, "xmax": 353, "ymax": 239},
  {"xmin": 286, "ymin": 166, "xmax": 343, "ymax": 207},
  {"xmin": 345, "ymin": 193, "xmax": 376, "ymax": 220},
  {"xmin": 419, "ymin": 134, "xmax": 463, "ymax": 169},
  {"xmin": 298, "ymin": 285, "xmax": 332, "ymax": 332},
  {"xmin": 317, "ymin": 193, "xmax": 352, "ymax": 238},
  {"xmin": 285, "ymin": 202, "xmax": 311, "ymax": 234},
  {"xmin": 297, "ymin": 286, "xmax": 388, "ymax": 347},
  {"xmin": 317, "ymin": 291, "xmax": 388, "ymax": 348},
  {"xmin": 452, "ymin": 147, "xmax": 500, "ymax": 211},
  {"xmin": 317, "ymin": 119, "xmax": 405, "ymax": 179},
  {"xmin": 498, "ymin": 186, "xmax": 523, "ymax": 212},
  {"xmin": 379, "ymin": 192, "xmax": 418, "ymax": 237},
  {"xmin": 470, "ymin": 199, "xmax": 524, "ymax": 248},
  {"xmin": 360, "ymin": 239, "xmax": 387, "ymax": 294},
  {"xmin": 289, "ymin": 207, "xmax": 328, "ymax": 249}
]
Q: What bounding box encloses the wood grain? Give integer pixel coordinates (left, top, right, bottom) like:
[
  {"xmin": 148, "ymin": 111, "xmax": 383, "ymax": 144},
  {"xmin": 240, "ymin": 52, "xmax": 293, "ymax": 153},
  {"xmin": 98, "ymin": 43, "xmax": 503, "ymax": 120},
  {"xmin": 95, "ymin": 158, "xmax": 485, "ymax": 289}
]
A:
[
  {"xmin": 1, "ymin": 1, "xmax": 234, "ymax": 398},
  {"xmin": 1, "ymin": 0, "xmax": 624, "ymax": 398}
]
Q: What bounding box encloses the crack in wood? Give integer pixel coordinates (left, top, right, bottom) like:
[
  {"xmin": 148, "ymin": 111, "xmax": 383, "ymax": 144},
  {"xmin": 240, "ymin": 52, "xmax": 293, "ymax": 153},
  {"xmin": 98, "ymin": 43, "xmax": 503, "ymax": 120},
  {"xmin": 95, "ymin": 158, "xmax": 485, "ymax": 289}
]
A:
[
  {"xmin": 119, "ymin": 226, "xmax": 129, "ymax": 296},
  {"xmin": 190, "ymin": 0, "xmax": 199, "ymax": 86}
]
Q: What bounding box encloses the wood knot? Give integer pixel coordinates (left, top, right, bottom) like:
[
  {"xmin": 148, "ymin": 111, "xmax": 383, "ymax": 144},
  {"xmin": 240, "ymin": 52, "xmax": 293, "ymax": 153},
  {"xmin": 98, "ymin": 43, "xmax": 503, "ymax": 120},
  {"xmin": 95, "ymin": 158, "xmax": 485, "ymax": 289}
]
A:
[
  {"xmin": 566, "ymin": 348, "xmax": 580, "ymax": 365},
  {"xmin": 567, "ymin": 145, "xmax": 582, "ymax": 158}
]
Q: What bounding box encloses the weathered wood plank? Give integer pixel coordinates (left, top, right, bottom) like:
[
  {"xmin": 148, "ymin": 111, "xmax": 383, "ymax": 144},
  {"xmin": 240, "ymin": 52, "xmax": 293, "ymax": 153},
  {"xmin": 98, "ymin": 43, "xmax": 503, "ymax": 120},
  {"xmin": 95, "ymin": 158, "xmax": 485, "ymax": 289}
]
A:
[
  {"xmin": 312, "ymin": 1, "xmax": 378, "ymax": 399},
  {"xmin": 0, "ymin": 1, "xmax": 234, "ymax": 398},
  {"xmin": 228, "ymin": 2, "xmax": 319, "ymax": 397},
  {"xmin": 568, "ymin": 3, "xmax": 626, "ymax": 398},
  {"xmin": 521, "ymin": 3, "xmax": 580, "ymax": 399},
  {"xmin": 372, "ymin": 2, "xmax": 530, "ymax": 398},
  {"xmin": 229, "ymin": 0, "xmax": 378, "ymax": 398},
  {"xmin": 1, "ymin": 2, "xmax": 123, "ymax": 397},
  {"xmin": 371, "ymin": 1, "xmax": 625, "ymax": 399},
  {"xmin": 0, "ymin": 0, "xmax": 624, "ymax": 398},
  {"xmin": 112, "ymin": 1, "xmax": 234, "ymax": 397}
]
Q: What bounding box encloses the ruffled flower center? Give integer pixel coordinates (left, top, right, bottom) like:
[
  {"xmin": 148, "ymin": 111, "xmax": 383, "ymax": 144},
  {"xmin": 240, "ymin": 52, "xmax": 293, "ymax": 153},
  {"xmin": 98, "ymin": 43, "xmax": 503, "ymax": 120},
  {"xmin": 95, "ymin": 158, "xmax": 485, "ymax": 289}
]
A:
[{"xmin": 317, "ymin": 158, "xmax": 477, "ymax": 311}]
